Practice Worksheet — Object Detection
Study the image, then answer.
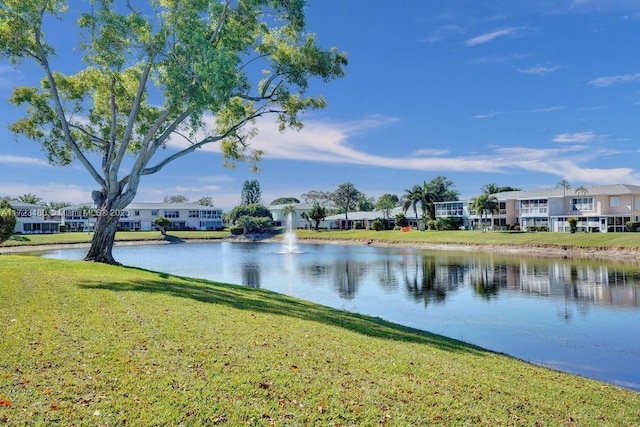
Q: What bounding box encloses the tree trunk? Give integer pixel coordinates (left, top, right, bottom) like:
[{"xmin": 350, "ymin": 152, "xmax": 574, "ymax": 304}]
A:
[{"xmin": 84, "ymin": 207, "xmax": 121, "ymax": 265}]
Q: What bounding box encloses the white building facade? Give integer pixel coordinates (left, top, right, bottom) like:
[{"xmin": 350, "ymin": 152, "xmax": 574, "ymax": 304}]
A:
[
  {"xmin": 62, "ymin": 202, "xmax": 223, "ymax": 232},
  {"xmin": 9, "ymin": 201, "xmax": 59, "ymax": 234}
]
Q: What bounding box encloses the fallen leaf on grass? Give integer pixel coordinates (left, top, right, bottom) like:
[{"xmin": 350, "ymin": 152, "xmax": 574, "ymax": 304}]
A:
[{"xmin": 0, "ymin": 399, "xmax": 11, "ymax": 407}]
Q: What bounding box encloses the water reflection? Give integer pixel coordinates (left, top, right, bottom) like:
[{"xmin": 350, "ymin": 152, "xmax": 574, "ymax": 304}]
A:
[{"xmin": 40, "ymin": 242, "xmax": 640, "ymax": 390}]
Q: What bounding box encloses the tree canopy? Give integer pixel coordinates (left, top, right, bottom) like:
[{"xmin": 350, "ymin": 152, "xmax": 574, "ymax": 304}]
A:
[
  {"xmin": 241, "ymin": 179, "xmax": 262, "ymax": 205},
  {"xmin": 163, "ymin": 195, "xmax": 189, "ymax": 204},
  {"xmin": 331, "ymin": 182, "xmax": 363, "ymax": 221},
  {"xmin": 270, "ymin": 197, "xmax": 300, "ymax": 206},
  {"xmin": 0, "ymin": 0, "xmax": 346, "ymax": 263}
]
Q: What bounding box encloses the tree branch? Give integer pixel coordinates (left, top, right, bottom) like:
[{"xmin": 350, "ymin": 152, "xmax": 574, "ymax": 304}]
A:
[{"xmin": 33, "ymin": 15, "xmax": 106, "ymax": 188}]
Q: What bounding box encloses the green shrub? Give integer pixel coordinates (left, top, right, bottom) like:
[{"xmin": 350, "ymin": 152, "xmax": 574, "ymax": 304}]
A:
[
  {"xmin": 0, "ymin": 200, "xmax": 17, "ymax": 243},
  {"xmin": 370, "ymin": 219, "xmax": 384, "ymax": 231},
  {"xmin": 626, "ymin": 221, "xmax": 640, "ymax": 232},
  {"xmin": 394, "ymin": 213, "xmax": 408, "ymax": 227},
  {"xmin": 568, "ymin": 217, "xmax": 578, "ymax": 234},
  {"xmin": 230, "ymin": 227, "xmax": 243, "ymax": 235},
  {"xmin": 427, "ymin": 219, "xmax": 439, "ymax": 231},
  {"xmin": 353, "ymin": 221, "xmax": 365, "ymax": 229},
  {"xmin": 59, "ymin": 224, "xmax": 67, "ymax": 233}
]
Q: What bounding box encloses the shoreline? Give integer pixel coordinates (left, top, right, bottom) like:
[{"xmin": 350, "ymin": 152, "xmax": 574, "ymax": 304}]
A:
[{"xmin": 2, "ymin": 235, "xmax": 639, "ymax": 264}]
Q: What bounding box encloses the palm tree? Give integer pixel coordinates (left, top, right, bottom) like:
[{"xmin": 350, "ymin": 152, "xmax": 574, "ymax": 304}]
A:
[
  {"xmin": 16, "ymin": 193, "xmax": 43, "ymax": 205},
  {"xmin": 575, "ymin": 185, "xmax": 588, "ymax": 196},
  {"xmin": 469, "ymin": 193, "xmax": 499, "ymax": 232},
  {"xmin": 402, "ymin": 185, "xmax": 422, "ymax": 227},
  {"xmin": 556, "ymin": 179, "xmax": 571, "ymax": 216},
  {"xmin": 481, "ymin": 183, "xmax": 500, "ymax": 195},
  {"xmin": 281, "ymin": 204, "xmax": 297, "ymax": 230}
]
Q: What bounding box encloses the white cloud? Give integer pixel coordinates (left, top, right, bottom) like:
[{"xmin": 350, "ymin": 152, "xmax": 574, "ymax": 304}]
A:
[
  {"xmin": 422, "ymin": 25, "xmax": 466, "ymax": 44},
  {"xmin": 517, "ymin": 65, "xmax": 564, "ymax": 75},
  {"xmin": 464, "ymin": 27, "xmax": 518, "ymax": 46},
  {"xmin": 473, "ymin": 106, "xmax": 563, "ymax": 119},
  {"xmin": 553, "ymin": 131, "xmax": 598, "ymax": 143},
  {"xmin": 588, "ymin": 72, "xmax": 640, "ymax": 87},
  {"xmin": 412, "ymin": 148, "xmax": 450, "ymax": 156},
  {"xmin": 0, "ymin": 182, "xmax": 92, "ymax": 204},
  {"xmin": 0, "ymin": 154, "xmax": 51, "ymax": 167},
  {"xmin": 0, "ymin": 65, "xmax": 19, "ymax": 89}
]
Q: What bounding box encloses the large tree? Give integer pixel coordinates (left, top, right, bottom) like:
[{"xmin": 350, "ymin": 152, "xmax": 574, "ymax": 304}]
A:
[
  {"xmin": 300, "ymin": 190, "xmax": 333, "ymax": 207},
  {"xmin": 1, "ymin": 0, "xmax": 347, "ymax": 264},
  {"xmin": 331, "ymin": 182, "xmax": 363, "ymax": 221},
  {"xmin": 241, "ymin": 179, "xmax": 262, "ymax": 205},
  {"xmin": 375, "ymin": 193, "xmax": 398, "ymax": 221}
]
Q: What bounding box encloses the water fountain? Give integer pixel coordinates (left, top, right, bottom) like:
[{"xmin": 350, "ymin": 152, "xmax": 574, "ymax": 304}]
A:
[{"xmin": 281, "ymin": 211, "xmax": 300, "ymax": 253}]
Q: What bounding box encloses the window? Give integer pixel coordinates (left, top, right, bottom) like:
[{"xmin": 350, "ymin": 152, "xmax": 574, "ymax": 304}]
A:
[
  {"xmin": 610, "ymin": 196, "xmax": 621, "ymax": 208},
  {"xmin": 188, "ymin": 210, "xmax": 200, "ymax": 218},
  {"xmin": 151, "ymin": 210, "xmax": 158, "ymax": 216},
  {"xmin": 164, "ymin": 210, "xmax": 180, "ymax": 218},
  {"xmin": 134, "ymin": 210, "xmax": 140, "ymax": 216},
  {"xmin": 571, "ymin": 197, "xmax": 594, "ymax": 211}
]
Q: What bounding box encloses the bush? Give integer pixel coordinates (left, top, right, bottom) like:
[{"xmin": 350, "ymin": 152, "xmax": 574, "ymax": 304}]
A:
[
  {"xmin": 0, "ymin": 200, "xmax": 17, "ymax": 243},
  {"xmin": 438, "ymin": 217, "xmax": 461, "ymax": 231},
  {"xmin": 353, "ymin": 221, "xmax": 365, "ymax": 230},
  {"xmin": 370, "ymin": 219, "xmax": 384, "ymax": 231},
  {"xmin": 426, "ymin": 219, "xmax": 439, "ymax": 231},
  {"xmin": 568, "ymin": 217, "xmax": 578, "ymax": 234},
  {"xmin": 59, "ymin": 224, "xmax": 67, "ymax": 233},
  {"xmin": 394, "ymin": 213, "xmax": 408, "ymax": 227},
  {"xmin": 230, "ymin": 227, "xmax": 243, "ymax": 235},
  {"xmin": 626, "ymin": 221, "xmax": 640, "ymax": 232}
]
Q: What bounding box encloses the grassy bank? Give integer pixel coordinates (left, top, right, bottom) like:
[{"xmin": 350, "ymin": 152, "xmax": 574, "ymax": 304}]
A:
[
  {"xmin": 3, "ymin": 228, "xmax": 640, "ymax": 252},
  {"xmin": 1, "ymin": 256, "xmax": 639, "ymax": 425},
  {"xmin": 0, "ymin": 230, "xmax": 228, "ymax": 247},
  {"xmin": 294, "ymin": 229, "xmax": 640, "ymax": 251}
]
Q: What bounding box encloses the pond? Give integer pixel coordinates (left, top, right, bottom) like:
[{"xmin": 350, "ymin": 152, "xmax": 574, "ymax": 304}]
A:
[{"xmin": 41, "ymin": 241, "xmax": 640, "ymax": 391}]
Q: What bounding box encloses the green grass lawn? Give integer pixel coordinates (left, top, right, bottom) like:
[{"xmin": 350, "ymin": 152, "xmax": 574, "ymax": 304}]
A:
[
  {"xmin": 0, "ymin": 230, "xmax": 229, "ymax": 247},
  {"xmin": 294, "ymin": 229, "xmax": 640, "ymax": 250},
  {"xmin": 3, "ymin": 228, "xmax": 640, "ymax": 252},
  {"xmin": 1, "ymin": 255, "xmax": 639, "ymax": 425}
]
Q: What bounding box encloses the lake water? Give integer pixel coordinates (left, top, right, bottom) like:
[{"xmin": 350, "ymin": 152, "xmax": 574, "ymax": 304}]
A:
[{"xmin": 41, "ymin": 241, "xmax": 640, "ymax": 391}]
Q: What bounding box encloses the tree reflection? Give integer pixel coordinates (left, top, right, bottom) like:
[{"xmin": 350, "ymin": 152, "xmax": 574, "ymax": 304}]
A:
[
  {"xmin": 242, "ymin": 263, "xmax": 260, "ymax": 288},
  {"xmin": 404, "ymin": 255, "xmax": 450, "ymax": 305},
  {"xmin": 333, "ymin": 260, "xmax": 365, "ymax": 300}
]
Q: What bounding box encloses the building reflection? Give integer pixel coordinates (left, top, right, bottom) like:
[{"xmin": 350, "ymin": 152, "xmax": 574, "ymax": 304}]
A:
[{"xmin": 395, "ymin": 253, "xmax": 640, "ymax": 308}]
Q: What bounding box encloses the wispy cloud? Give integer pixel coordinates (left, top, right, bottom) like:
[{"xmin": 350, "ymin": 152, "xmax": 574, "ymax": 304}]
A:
[
  {"xmin": 0, "ymin": 66, "xmax": 19, "ymax": 89},
  {"xmin": 517, "ymin": 65, "xmax": 564, "ymax": 75},
  {"xmin": 464, "ymin": 27, "xmax": 518, "ymax": 46},
  {"xmin": 0, "ymin": 154, "xmax": 51, "ymax": 167},
  {"xmin": 164, "ymin": 115, "xmax": 638, "ymax": 187},
  {"xmin": 412, "ymin": 148, "xmax": 450, "ymax": 156},
  {"xmin": 473, "ymin": 106, "xmax": 564, "ymax": 119},
  {"xmin": 553, "ymin": 131, "xmax": 599, "ymax": 143},
  {"xmin": 588, "ymin": 72, "xmax": 640, "ymax": 87},
  {"xmin": 421, "ymin": 25, "xmax": 466, "ymax": 44}
]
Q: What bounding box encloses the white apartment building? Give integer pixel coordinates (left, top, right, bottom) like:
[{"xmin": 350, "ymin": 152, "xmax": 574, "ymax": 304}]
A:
[
  {"xmin": 62, "ymin": 202, "xmax": 223, "ymax": 232},
  {"xmin": 8, "ymin": 201, "xmax": 59, "ymax": 234}
]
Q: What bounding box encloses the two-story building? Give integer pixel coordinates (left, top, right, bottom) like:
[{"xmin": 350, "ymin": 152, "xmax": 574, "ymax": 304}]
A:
[
  {"xmin": 435, "ymin": 184, "xmax": 640, "ymax": 232},
  {"xmin": 8, "ymin": 201, "xmax": 59, "ymax": 234},
  {"xmin": 62, "ymin": 202, "xmax": 224, "ymax": 232}
]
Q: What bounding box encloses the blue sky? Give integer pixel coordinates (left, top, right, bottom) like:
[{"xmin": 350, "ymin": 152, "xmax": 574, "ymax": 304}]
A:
[{"xmin": 1, "ymin": 0, "xmax": 640, "ymax": 209}]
